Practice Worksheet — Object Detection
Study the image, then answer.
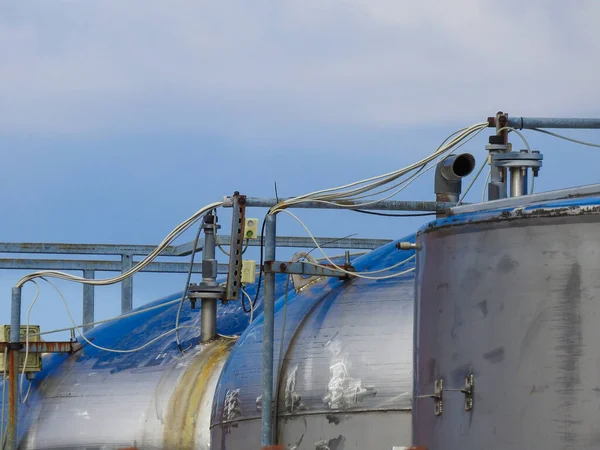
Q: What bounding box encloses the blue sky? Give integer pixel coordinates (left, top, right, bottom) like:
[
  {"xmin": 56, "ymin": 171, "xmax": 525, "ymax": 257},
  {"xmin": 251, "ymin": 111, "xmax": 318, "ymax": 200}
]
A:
[{"xmin": 1, "ymin": 0, "xmax": 600, "ymax": 338}]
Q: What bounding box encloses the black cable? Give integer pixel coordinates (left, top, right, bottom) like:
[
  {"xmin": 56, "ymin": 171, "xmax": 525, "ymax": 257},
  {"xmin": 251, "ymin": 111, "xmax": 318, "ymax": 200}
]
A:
[
  {"xmin": 243, "ymin": 214, "xmax": 267, "ymax": 313},
  {"xmin": 351, "ymin": 209, "xmax": 437, "ymax": 217}
]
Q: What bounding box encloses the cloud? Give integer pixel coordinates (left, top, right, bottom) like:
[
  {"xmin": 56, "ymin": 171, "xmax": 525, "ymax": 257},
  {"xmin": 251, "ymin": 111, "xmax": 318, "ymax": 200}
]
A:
[{"xmin": 1, "ymin": 0, "xmax": 599, "ymax": 136}]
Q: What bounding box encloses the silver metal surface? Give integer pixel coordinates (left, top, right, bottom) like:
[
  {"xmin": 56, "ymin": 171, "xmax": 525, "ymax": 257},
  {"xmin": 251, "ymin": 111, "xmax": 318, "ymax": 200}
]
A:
[
  {"xmin": 509, "ymin": 167, "xmax": 527, "ymax": 197},
  {"xmin": 414, "ymin": 208, "xmax": 600, "ymax": 449},
  {"xmin": 450, "ymin": 182, "xmax": 600, "ymax": 215}
]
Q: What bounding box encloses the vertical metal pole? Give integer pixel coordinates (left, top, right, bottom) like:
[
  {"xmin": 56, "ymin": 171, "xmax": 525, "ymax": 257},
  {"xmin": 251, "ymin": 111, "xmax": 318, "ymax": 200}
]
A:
[
  {"xmin": 121, "ymin": 254, "xmax": 133, "ymax": 313},
  {"xmin": 201, "ymin": 213, "xmax": 218, "ymax": 342},
  {"xmin": 7, "ymin": 287, "xmax": 22, "ymax": 450},
  {"xmin": 261, "ymin": 214, "xmax": 276, "ymax": 447},
  {"xmin": 82, "ymin": 270, "xmax": 95, "ymax": 332}
]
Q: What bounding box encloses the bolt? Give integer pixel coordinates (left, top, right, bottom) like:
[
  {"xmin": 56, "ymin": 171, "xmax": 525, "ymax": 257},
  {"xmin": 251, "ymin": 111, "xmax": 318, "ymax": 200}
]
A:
[{"xmin": 279, "ymin": 263, "xmax": 287, "ymax": 272}]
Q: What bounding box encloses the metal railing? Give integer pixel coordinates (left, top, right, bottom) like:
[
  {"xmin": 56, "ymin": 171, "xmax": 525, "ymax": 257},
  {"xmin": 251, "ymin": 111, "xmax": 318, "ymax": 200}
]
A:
[{"xmin": 0, "ymin": 236, "xmax": 391, "ymax": 330}]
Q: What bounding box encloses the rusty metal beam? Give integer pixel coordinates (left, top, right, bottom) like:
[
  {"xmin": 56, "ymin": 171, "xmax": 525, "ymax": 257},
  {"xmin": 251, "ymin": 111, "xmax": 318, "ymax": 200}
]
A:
[
  {"xmin": 0, "ymin": 341, "xmax": 73, "ymax": 353},
  {"xmin": 264, "ymin": 260, "xmax": 350, "ymax": 279}
]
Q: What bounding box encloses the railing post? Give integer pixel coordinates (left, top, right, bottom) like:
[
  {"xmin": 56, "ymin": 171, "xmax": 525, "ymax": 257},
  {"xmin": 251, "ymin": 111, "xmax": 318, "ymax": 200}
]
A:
[
  {"xmin": 7, "ymin": 286, "xmax": 23, "ymax": 450},
  {"xmin": 121, "ymin": 253, "xmax": 133, "ymax": 313},
  {"xmin": 82, "ymin": 269, "xmax": 95, "ymax": 332}
]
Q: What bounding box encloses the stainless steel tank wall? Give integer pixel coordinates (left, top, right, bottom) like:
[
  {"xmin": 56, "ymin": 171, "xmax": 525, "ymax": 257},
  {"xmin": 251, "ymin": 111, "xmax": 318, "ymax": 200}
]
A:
[
  {"xmin": 5, "ymin": 273, "xmax": 293, "ymax": 449},
  {"xmin": 211, "ymin": 239, "xmax": 416, "ymax": 450},
  {"xmin": 413, "ymin": 201, "xmax": 600, "ymax": 450}
]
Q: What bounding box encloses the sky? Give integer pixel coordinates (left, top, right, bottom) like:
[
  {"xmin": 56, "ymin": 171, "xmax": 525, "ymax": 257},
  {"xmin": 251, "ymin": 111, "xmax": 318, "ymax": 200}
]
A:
[{"xmin": 2, "ymin": 0, "xmax": 600, "ymax": 338}]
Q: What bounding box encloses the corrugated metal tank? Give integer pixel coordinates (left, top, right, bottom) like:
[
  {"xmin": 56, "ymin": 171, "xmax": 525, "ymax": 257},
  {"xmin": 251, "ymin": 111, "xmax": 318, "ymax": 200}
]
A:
[
  {"xmin": 4, "ymin": 238, "xmax": 415, "ymax": 449},
  {"xmin": 413, "ymin": 194, "xmax": 600, "ymax": 450}
]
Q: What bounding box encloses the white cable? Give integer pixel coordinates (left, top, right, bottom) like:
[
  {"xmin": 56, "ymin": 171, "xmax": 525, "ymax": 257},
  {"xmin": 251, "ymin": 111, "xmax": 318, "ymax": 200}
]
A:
[
  {"xmin": 271, "ymin": 123, "xmax": 488, "ymax": 212},
  {"xmin": 40, "ymin": 278, "xmax": 199, "ymax": 354},
  {"xmin": 482, "ymin": 169, "xmax": 491, "ymax": 202},
  {"xmin": 241, "ymin": 286, "xmax": 255, "ymax": 324},
  {"xmin": 532, "ymin": 128, "xmax": 600, "ymax": 148},
  {"xmin": 457, "ymin": 157, "xmax": 488, "ymax": 205},
  {"xmin": 21, "ymin": 281, "xmax": 40, "ymax": 404},
  {"xmin": 496, "ymin": 127, "xmax": 531, "ymax": 151},
  {"xmin": 32, "ymin": 298, "xmax": 183, "ymax": 337},
  {"xmin": 16, "ymin": 202, "xmax": 223, "ymax": 288},
  {"xmin": 356, "ymin": 254, "xmax": 415, "ymax": 274},
  {"xmin": 276, "ymin": 210, "xmax": 415, "ymax": 280}
]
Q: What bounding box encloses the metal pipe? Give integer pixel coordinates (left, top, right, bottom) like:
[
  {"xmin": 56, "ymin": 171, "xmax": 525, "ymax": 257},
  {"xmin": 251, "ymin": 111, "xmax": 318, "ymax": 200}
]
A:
[
  {"xmin": 120, "ymin": 254, "xmax": 133, "ymax": 313},
  {"xmin": 82, "ymin": 269, "xmax": 95, "ymax": 332},
  {"xmin": 509, "ymin": 167, "xmax": 528, "ymax": 197},
  {"xmin": 505, "ymin": 117, "xmax": 600, "ymax": 130},
  {"xmin": 241, "ymin": 197, "xmax": 456, "ymax": 212},
  {"xmin": 200, "ymin": 299, "xmax": 217, "ymax": 342},
  {"xmin": 200, "ymin": 213, "xmax": 218, "ymax": 342},
  {"xmin": 7, "ymin": 286, "xmax": 22, "ymax": 450},
  {"xmin": 261, "ymin": 214, "xmax": 277, "ymax": 447}
]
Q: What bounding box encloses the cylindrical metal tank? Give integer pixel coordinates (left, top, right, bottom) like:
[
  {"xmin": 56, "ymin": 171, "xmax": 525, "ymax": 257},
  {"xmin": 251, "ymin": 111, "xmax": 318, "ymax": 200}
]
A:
[
  {"xmin": 11, "ymin": 275, "xmax": 292, "ymax": 450},
  {"xmin": 4, "ymin": 240, "xmax": 416, "ymax": 449},
  {"xmin": 413, "ymin": 196, "xmax": 600, "ymax": 450},
  {"xmin": 211, "ymin": 239, "xmax": 416, "ymax": 450}
]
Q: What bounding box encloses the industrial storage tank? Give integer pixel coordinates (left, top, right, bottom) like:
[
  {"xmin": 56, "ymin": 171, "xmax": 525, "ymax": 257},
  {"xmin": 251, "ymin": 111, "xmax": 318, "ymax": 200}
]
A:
[
  {"xmin": 12, "ymin": 275, "xmax": 292, "ymax": 450},
  {"xmin": 212, "ymin": 238, "xmax": 415, "ymax": 449},
  {"xmin": 5, "ymin": 238, "xmax": 415, "ymax": 449},
  {"xmin": 412, "ymin": 187, "xmax": 600, "ymax": 450}
]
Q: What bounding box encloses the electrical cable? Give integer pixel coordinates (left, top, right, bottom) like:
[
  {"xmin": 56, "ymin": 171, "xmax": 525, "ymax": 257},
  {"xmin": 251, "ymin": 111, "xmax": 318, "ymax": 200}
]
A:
[
  {"xmin": 351, "ymin": 210, "xmax": 436, "ymax": 217},
  {"xmin": 32, "ymin": 298, "xmax": 183, "ymax": 337},
  {"xmin": 175, "ymin": 214, "xmax": 206, "ymax": 353},
  {"xmin": 270, "ymin": 123, "xmax": 488, "ymax": 212},
  {"xmin": 532, "ymin": 128, "xmax": 600, "ymax": 148},
  {"xmin": 246, "ymin": 216, "xmax": 267, "ymax": 314},
  {"xmin": 305, "ymin": 233, "xmax": 358, "ymax": 258},
  {"xmin": 482, "ymin": 169, "xmax": 491, "ymax": 202},
  {"xmin": 457, "ymin": 157, "xmax": 488, "ymax": 205},
  {"xmin": 216, "ymin": 239, "xmax": 249, "ymax": 257},
  {"xmin": 40, "ymin": 278, "xmax": 200, "ymax": 354},
  {"xmin": 276, "ymin": 210, "xmax": 415, "ymax": 280},
  {"xmin": 21, "ymin": 280, "xmax": 41, "ymax": 404},
  {"xmin": 241, "ymin": 286, "xmax": 255, "ymax": 324},
  {"xmin": 496, "ymin": 127, "xmax": 531, "ymax": 151},
  {"xmin": 15, "ymin": 202, "xmax": 223, "ymax": 288}
]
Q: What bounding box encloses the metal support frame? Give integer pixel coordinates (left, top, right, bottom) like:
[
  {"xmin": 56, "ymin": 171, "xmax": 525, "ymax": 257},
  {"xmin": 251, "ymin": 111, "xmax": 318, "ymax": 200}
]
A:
[
  {"xmin": 0, "ymin": 236, "xmax": 387, "ymax": 331},
  {"xmin": 82, "ymin": 270, "xmax": 95, "ymax": 333},
  {"xmin": 261, "ymin": 214, "xmax": 277, "ymax": 446},
  {"xmin": 487, "ymin": 116, "xmax": 600, "ymax": 130},
  {"xmin": 230, "ymin": 197, "xmax": 455, "ymax": 212},
  {"xmin": 120, "ymin": 254, "xmax": 133, "ymax": 313}
]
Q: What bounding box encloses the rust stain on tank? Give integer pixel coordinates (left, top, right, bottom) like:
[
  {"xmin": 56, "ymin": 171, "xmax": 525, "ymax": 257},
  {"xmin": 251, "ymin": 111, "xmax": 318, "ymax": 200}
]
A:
[{"xmin": 163, "ymin": 338, "xmax": 235, "ymax": 449}]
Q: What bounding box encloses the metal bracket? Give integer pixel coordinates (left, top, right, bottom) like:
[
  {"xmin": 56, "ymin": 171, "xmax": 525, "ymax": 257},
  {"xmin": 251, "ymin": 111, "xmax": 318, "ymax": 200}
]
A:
[
  {"xmin": 225, "ymin": 192, "xmax": 246, "ymax": 301},
  {"xmin": 264, "ymin": 260, "xmax": 352, "ymax": 279},
  {"xmin": 462, "ymin": 374, "xmax": 474, "ymax": 411},
  {"xmin": 433, "ymin": 379, "xmax": 443, "ymax": 416}
]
